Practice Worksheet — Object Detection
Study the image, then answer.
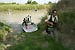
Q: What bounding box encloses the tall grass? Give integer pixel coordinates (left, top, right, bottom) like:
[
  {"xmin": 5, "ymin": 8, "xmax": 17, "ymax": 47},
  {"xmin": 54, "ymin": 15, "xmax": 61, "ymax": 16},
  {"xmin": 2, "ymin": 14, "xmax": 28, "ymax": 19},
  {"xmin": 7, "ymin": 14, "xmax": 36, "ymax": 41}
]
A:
[{"xmin": 0, "ymin": 4, "xmax": 50, "ymax": 11}]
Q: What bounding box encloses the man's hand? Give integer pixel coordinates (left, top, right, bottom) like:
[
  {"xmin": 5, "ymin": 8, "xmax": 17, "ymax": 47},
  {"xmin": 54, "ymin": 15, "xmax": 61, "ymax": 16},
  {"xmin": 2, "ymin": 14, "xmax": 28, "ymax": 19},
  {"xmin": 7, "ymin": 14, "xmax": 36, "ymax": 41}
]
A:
[
  {"xmin": 46, "ymin": 21, "xmax": 53, "ymax": 25},
  {"xmin": 49, "ymin": 22, "xmax": 53, "ymax": 25}
]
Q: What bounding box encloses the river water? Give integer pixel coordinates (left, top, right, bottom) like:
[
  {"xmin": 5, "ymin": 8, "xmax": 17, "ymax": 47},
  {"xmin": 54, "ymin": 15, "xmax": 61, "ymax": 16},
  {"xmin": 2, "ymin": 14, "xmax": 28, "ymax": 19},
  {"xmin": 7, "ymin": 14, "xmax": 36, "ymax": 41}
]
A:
[{"xmin": 0, "ymin": 10, "xmax": 47, "ymax": 33}]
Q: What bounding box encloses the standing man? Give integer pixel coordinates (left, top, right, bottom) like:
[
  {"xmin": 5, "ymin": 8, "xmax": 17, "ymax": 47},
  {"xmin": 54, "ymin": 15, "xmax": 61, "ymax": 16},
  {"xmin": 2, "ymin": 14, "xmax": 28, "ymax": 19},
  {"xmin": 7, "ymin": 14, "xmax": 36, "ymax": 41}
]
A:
[{"xmin": 45, "ymin": 9, "xmax": 58, "ymax": 39}]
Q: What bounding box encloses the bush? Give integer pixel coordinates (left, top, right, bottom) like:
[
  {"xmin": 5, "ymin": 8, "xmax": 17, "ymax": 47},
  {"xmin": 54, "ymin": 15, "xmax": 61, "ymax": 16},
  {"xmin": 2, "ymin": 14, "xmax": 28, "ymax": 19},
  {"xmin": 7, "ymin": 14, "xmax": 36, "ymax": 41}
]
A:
[
  {"xmin": 58, "ymin": 10, "xmax": 75, "ymax": 34},
  {"xmin": 32, "ymin": 1, "xmax": 38, "ymax": 4}
]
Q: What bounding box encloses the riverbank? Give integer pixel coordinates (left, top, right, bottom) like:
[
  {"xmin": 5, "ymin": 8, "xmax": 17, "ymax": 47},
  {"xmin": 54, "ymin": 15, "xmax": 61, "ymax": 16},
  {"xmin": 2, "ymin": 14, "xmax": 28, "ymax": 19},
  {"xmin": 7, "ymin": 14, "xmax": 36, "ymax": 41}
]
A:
[
  {"xmin": 7, "ymin": 17, "xmax": 69, "ymax": 50},
  {"xmin": 0, "ymin": 9, "xmax": 70, "ymax": 50}
]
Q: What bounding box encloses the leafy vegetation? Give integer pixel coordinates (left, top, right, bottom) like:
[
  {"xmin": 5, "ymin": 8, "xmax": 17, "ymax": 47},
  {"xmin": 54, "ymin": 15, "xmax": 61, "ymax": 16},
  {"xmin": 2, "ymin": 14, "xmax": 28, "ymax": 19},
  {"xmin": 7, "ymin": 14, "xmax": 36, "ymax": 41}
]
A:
[
  {"xmin": 0, "ymin": 22, "xmax": 11, "ymax": 41},
  {"xmin": 58, "ymin": 10, "xmax": 75, "ymax": 34},
  {"xmin": 0, "ymin": 3, "xmax": 50, "ymax": 11},
  {"xmin": 57, "ymin": 10, "xmax": 75, "ymax": 50},
  {"xmin": 31, "ymin": 1, "xmax": 38, "ymax": 4},
  {"xmin": 0, "ymin": 22, "xmax": 12, "ymax": 50},
  {"xmin": 27, "ymin": 0, "xmax": 32, "ymax": 4}
]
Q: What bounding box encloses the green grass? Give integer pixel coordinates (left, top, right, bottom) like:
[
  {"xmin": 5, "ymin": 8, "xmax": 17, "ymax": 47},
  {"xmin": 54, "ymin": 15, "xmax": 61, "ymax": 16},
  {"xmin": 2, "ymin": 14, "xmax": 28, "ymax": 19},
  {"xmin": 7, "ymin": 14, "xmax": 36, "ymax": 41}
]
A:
[
  {"xmin": 0, "ymin": 4, "xmax": 50, "ymax": 11},
  {"xmin": 7, "ymin": 17, "xmax": 70, "ymax": 50},
  {"xmin": 0, "ymin": 42, "xmax": 5, "ymax": 50},
  {"xmin": 0, "ymin": 22, "xmax": 12, "ymax": 42}
]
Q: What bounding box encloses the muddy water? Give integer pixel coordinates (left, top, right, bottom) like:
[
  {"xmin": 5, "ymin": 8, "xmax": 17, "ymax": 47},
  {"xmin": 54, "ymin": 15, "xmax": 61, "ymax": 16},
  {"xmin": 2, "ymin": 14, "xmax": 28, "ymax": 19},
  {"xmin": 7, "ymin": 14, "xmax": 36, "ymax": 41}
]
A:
[{"xmin": 0, "ymin": 10, "xmax": 47, "ymax": 33}]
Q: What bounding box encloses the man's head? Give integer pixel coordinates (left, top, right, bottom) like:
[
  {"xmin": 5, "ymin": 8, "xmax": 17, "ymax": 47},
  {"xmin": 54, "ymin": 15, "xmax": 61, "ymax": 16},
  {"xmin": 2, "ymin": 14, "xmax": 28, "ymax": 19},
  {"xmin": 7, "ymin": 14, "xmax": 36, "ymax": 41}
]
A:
[
  {"xmin": 52, "ymin": 9, "xmax": 57, "ymax": 14},
  {"xmin": 52, "ymin": 9, "xmax": 57, "ymax": 16}
]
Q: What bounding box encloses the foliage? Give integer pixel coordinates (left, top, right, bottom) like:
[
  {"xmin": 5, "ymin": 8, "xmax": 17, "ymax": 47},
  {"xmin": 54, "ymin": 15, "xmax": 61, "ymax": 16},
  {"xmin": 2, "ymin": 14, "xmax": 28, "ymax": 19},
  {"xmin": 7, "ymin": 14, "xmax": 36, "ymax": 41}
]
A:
[
  {"xmin": 32, "ymin": 1, "xmax": 38, "ymax": 4},
  {"xmin": 0, "ymin": 4, "xmax": 50, "ymax": 11},
  {"xmin": 11, "ymin": 2, "xmax": 16, "ymax": 4},
  {"xmin": 27, "ymin": 0, "xmax": 32, "ymax": 4},
  {"xmin": 0, "ymin": 22, "xmax": 12, "ymax": 42},
  {"xmin": 0, "ymin": 43, "xmax": 5, "ymax": 50},
  {"xmin": 48, "ymin": 1, "xmax": 52, "ymax": 5},
  {"xmin": 58, "ymin": 10, "xmax": 75, "ymax": 34},
  {"xmin": 55, "ymin": 0, "xmax": 75, "ymax": 10}
]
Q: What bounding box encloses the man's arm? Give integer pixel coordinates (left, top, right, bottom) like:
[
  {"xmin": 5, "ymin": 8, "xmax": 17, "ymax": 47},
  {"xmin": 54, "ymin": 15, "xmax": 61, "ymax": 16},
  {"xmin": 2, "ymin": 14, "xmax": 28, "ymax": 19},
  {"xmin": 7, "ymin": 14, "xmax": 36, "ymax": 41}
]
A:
[
  {"xmin": 55, "ymin": 16, "xmax": 58, "ymax": 23},
  {"xmin": 46, "ymin": 21, "xmax": 53, "ymax": 25},
  {"xmin": 45, "ymin": 15, "xmax": 53, "ymax": 25}
]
